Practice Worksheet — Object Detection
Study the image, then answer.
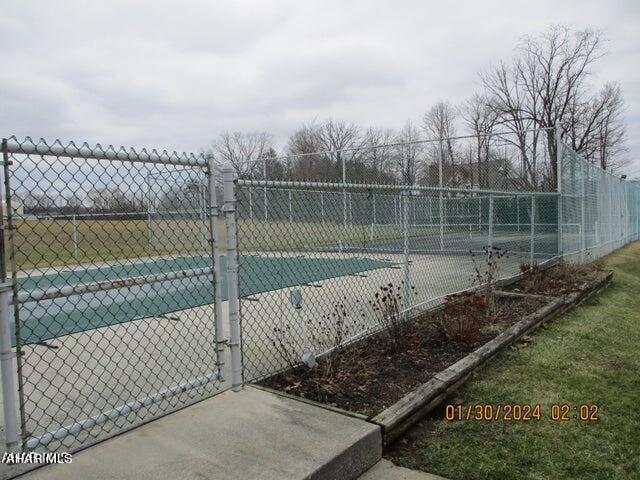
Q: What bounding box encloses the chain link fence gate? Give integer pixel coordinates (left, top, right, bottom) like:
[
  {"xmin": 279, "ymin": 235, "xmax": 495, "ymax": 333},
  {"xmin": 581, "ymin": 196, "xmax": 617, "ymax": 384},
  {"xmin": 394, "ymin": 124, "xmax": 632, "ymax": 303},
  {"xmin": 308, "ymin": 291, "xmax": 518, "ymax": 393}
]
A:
[{"xmin": 0, "ymin": 137, "xmax": 227, "ymax": 453}]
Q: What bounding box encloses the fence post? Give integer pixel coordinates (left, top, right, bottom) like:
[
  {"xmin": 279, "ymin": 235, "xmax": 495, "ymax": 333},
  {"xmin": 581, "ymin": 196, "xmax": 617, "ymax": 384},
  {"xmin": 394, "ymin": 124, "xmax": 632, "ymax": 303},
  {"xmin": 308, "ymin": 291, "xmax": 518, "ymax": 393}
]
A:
[
  {"xmin": 146, "ymin": 176, "xmax": 154, "ymax": 247},
  {"xmin": 223, "ymin": 168, "xmax": 242, "ymax": 392},
  {"xmin": 263, "ymin": 157, "xmax": 268, "ymax": 221},
  {"xmin": 488, "ymin": 195, "xmax": 494, "ymax": 251},
  {"xmin": 320, "ymin": 191, "xmax": 325, "ymax": 225},
  {"xmin": 580, "ymin": 162, "xmax": 586, "ymax": 263},
  {"xmin": 0, "ymin": 283, "xmax": 18, "ymax": 452},
  {"xmin": 530, "ymin": 195, "xmax": 536, "ymax": 265},
  {"xmin": 288, "ymin": 190, "xmax": 293, "ymax": 224},
  {"xmin": 248, "ymin": 186, "xmax": 253, "ymax": 220},
  {"xmin": 369, "ymin": 192, "xmax": 375, "ymax": 241},
  {"xmin": 402, "ymin": 191, "xmax": 412, "ymax": 318},
  {"xmin": 72, "ymin": 214, "xmax": 78, "ymax": 259},
  {"xmin": 199, "ymin": 182, "xmax": 207, "ymax": 249},
  {"xmin": 636, "ymin": 193, "xmax": 639, "ymax": 240},
  {"xmin": 207, "ymin": 157, "xmax": 226, "ymax": 380},
  {"xmin": 147, "ymin": 210, "xmax": 152, "ymax": 246},
  {"xmin": 394, "ymin": 196, "xmax": 398, "ymax": 226},
  {"xmin": 0, "ymin": 139, "xmax": 18, "ymax": 452},
  {"xmin": 438, "ymin": 140, "xmax": 444, "ymax": 251},
  {"xmin": 516, "ymin": 196, "xmax": 520, "ymax": 232},
  {"xmin": 342, "ymin": 157, "xmax": 347, "ymax": 227},
  {"xmin": 556, "ymin": 126, "xmax": 563, "ymax": 258},
  {"xmin": 372, "ymin": 194, "xmax": 376, "ymax": 226},
  {"xmin": 609, "ymin": 176, "xmax": 613, "ymax": 245}
]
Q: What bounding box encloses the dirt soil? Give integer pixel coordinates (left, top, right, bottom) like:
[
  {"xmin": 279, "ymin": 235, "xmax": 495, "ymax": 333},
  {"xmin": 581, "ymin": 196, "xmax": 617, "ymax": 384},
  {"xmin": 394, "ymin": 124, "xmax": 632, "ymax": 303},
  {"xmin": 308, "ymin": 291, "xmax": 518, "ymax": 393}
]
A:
[
  {"xmin": 259, "ymin": 261, "xmax": 605, "ymax": 418},
  {"xmin": 260, "ymin": 296, "xmax": 543, "ymax": 417}
]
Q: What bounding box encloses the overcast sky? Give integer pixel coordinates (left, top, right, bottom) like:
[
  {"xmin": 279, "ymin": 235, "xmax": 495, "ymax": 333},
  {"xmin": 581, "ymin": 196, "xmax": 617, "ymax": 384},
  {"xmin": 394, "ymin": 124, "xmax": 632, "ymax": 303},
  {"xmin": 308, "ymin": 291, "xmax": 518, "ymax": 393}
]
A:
[{"xmin": 1, "ymin": 0, "xmax": 639, "ymax": 177}]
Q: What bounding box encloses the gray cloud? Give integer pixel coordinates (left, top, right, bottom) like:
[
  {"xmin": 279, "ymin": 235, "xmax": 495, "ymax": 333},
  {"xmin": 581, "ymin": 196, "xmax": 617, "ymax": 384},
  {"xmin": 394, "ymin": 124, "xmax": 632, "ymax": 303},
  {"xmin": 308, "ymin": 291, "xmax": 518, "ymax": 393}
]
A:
[{"xmin": 1, "ymin": 0, "xmax": 639, "ymax": 174}]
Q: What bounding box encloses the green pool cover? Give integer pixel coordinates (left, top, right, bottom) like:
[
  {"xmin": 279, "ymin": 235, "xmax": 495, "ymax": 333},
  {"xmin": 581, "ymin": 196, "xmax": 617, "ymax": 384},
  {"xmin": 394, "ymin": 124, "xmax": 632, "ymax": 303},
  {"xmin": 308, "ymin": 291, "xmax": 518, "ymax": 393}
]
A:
[{"xmin": 15, "ymin": 254, "xmax": 392, "ymax": 345}]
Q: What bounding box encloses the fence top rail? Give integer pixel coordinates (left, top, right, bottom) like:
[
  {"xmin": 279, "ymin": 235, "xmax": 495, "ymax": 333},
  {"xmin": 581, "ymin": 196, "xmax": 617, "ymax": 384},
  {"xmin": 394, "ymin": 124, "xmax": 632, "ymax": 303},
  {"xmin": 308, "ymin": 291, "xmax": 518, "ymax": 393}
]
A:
[
  {"xmin": 2, "ymin": 136, "xmax": 208, "ymax": 168},
  {"xmin": 21, "ymin": 209, "xmax": 204, "ymax": 220},
  {"xmin": 236, "ymin": 178, "xmax": 560, "ymax": 197},
  {"xmin": 232, "ymin": 126, "xmax": 556, "ymax": 168}
]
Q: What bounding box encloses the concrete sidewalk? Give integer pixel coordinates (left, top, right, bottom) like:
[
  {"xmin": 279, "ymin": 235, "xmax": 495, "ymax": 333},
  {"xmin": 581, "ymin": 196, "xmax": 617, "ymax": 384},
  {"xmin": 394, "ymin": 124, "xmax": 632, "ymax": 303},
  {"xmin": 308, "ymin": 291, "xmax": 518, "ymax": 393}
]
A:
[
  {"xmin": 359, "ymin": 460, "xmax": 449, "ymax": 480},
  {"xmin": 16, "ymin": 386, "xmax": 381, "ymax": 480}
]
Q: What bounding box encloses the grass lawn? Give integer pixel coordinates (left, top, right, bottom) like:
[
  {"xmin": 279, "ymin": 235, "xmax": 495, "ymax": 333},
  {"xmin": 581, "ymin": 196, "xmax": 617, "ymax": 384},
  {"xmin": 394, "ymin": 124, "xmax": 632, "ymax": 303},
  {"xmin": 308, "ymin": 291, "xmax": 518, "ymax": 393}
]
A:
[
  {"xmin": 10, "ymin": 217, "xmax": 408, "ymax": 269},
  {"xmin": 386, "ymin": 240, "xmax": 640, "ymax": 480},
  {"xmin": 12, "ymin": 216, "xmax": 518, "ymax": 270}
]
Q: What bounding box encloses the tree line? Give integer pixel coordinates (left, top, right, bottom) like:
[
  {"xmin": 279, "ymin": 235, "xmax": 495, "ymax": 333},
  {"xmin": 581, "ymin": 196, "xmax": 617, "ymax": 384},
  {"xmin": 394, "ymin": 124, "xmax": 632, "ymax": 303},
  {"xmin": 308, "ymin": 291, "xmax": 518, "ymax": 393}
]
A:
[{"xmin": 208, "ymin": 26, "xmax": 627, "ymax": 190}]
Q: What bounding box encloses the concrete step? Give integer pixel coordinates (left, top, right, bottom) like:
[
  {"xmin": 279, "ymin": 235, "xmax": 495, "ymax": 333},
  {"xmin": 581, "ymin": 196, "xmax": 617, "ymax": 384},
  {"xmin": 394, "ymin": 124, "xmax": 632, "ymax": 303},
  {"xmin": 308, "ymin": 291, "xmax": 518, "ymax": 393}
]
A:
[
  {"xmin": 18, "ymin": 385, "xmax": 381, "ymax": 480},
  {"xmin": 359, "ymin": 460, "xmax": 450, "ymax": 480}
]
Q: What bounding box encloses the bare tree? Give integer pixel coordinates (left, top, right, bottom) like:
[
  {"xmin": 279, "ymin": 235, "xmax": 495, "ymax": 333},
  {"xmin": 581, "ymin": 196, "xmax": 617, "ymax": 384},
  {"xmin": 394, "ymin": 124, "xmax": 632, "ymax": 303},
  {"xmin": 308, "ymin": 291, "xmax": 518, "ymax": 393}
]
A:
[
  {"xmin": 318, "ymin": 119, "xmax": 363, "ymax": 182},
  {"xmin": 423, "ymin": 101, "xmax": 458, "ymax": 160},
  {"xmin": 480, "ymin": 61, "xmax": 544, "ymax": 187},
  {"xmin": 462, "ymin": 94, "xmax": 499, "ymax": 187},
  {"xmin": 480, "ymin": 26, "xmax": 626, "ymax": 184},
  {"xmin": 60, "ymin": 193, "xmax": 85, "ymax": 214},
  {"xmin": 88, "ymin": 187, "xmax": 138, "ymax": 213},
  {"xmin": 261, "ymin": 147, "xmax": 287, "ymax": 179},
  {"xmin": 565, "ymin": 83, "xmax": 627, "ymax": 170},
  {"xmin": 360, "ymin": 127, "xmax": 398, "ymax": 183},
  {"xmin": 210, "ymin": 131, "xmax": 274, "ymax": 177},
  {"xmin": 395, "ymin": 121, "xmax": 422, "ymax": 184},
  {"xmin": 21, "ymin": 191, "xmax": 57, "ymax": 214},
  {"xmin": 286, "ymin": 123, "xmax": 330, "ymax": 180},
  {"xmin": 422, "ymin": 101, "xmax": 459, "ymax": 186},
  {"xmin": 595, "ymin": 85, "xmax": 627, "ymax": 171},
  {"xmin": 286, "ymin": 120, "xmax": 365, "ymax": 182}
]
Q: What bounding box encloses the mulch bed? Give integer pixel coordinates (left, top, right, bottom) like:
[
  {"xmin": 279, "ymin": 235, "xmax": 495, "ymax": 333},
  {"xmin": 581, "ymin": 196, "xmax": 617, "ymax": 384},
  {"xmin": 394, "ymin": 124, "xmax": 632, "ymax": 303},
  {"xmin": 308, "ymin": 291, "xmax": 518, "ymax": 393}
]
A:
[
  {"xmin": 508, "ymin": 260, "xmax": 603, "ymax": 296},
  {"xmin": 259, "ymin": 261, "xmax": 604, "ymax": 418}
]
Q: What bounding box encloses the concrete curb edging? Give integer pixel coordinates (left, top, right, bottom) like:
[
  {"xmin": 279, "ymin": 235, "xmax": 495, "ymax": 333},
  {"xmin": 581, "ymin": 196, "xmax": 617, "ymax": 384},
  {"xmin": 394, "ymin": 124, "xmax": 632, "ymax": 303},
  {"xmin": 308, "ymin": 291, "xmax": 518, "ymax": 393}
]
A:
[{"xmin": 371, "ymin": 270, "xmax": 614, "ymax": 445}]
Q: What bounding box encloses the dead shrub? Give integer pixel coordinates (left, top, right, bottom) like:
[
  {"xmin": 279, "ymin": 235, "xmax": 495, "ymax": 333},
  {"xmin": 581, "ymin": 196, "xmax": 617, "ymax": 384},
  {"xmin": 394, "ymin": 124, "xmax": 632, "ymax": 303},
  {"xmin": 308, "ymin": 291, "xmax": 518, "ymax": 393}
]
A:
[
  {"xmin": 471, "ymin": 246, "xmax": 507, "ymax": 320},
  {"xmin": 439, "ymin": 291, "xmax": 485, "ymax": 345},
  {"xmin": 370, "ymin": 282, "xmax": 415, "ymax": 353},
  {"xmin": 517, "ymin": 258, "xmax": 603, "ymax": 295}
]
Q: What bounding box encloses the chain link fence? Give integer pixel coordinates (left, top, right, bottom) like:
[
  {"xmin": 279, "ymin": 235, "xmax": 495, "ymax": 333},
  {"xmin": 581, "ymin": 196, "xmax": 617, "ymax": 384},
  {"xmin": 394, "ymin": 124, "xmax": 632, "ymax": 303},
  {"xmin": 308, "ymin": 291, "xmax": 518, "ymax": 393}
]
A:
[
  {"xmin": 0, "ymin": 137, "xmax": 226, "ymax": 453},
  {"xmin": 0, "ymin": 131, "xmax": 638, "ymax": 456},
  {"xmin": 232, "ymin": 181, "xmax": 560, "ymax": 382},
  {"xmin": 560, "ymin": 142, "xmax": 640, "ymax": 261},
  {"xmin": 226, "ymin": 132, "xmax": 638, "ymax": 384}
]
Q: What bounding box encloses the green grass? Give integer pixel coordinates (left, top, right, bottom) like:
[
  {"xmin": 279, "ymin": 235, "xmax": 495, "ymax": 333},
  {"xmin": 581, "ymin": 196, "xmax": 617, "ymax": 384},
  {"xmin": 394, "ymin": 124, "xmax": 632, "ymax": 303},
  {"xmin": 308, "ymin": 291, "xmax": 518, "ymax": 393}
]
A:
[
  {"xmin": 387, "ymin": 241, "xmax": 640, "ymax": 480},
  {"xmin": 9, "ymin": 218, "xmax": 408, "ymax": 269},
  {"xmin": 10, "ymin": 218, "xmax": 206, "ymax": 269}
]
